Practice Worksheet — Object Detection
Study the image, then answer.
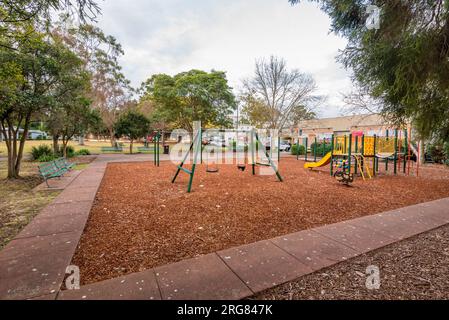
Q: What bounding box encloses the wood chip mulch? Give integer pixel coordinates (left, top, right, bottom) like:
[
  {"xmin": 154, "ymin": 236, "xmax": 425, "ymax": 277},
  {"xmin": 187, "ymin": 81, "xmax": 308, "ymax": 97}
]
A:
[
  {"xmin": 71, "ymin": 158, "xmax": 449, "ymax": 285},
  {"xmin": 251, "ymin": 224, "xmax": 449, "ymax": 300}
]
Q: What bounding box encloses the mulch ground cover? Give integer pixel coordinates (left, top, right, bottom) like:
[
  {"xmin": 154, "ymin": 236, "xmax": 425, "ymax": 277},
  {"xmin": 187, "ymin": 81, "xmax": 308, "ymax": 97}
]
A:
[
  {"xmin": 72, "ymin": 158, "xmax": 449, "ymax": 284},
  {"xmin": 251, "ymin": 224, "xmax": 449, "ymax": 300}
]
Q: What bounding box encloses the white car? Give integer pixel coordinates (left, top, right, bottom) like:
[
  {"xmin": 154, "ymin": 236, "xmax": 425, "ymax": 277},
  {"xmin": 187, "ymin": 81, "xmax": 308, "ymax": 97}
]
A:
[
  {"xmin": 279, "ymin": 142, "xmax": 291, "ymax": 152},
  {"xmin": 28, "ymin": 130, "xmax": 48, "ymax": 140}
]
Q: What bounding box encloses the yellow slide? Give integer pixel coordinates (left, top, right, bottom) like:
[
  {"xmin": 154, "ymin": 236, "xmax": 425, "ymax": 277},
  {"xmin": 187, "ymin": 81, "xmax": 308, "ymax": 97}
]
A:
[{"xmin": 304, "ymin": 152, "xmax": 332, "ymax": 169}]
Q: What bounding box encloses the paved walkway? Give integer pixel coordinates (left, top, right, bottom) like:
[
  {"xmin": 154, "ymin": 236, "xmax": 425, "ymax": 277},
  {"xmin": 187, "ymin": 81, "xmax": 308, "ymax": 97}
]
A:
[{"xmin": 0, "ymin": 154, "xmax": 448, "ymax": 300}]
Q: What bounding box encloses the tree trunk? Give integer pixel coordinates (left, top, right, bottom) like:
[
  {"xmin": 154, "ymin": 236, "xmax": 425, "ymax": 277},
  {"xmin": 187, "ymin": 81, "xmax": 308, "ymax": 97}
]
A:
[
  {"xmin": 62, "ymin": 141, "xmax": 68, "ymax": 158},
  {"xmin": 109, "ymin": 128, "xmax": 115, "ymax": 147},
  {"xmin": 419, "ymin": 140, "xmax": 425, "ymax": 165},
  {"xmin": 53, "ymin": 135, "xmax": 60, "ymax": 155},
  {"xmin": 130, "ymin": 140, "xmax": 133, "ymax": 154},
  {"xmin": 161, "ymin": 130, "xmax": 166, "ymax": 149},
  {"xmin": 79, "ymin": 134, "xmax": 85, "ymax": 146}
]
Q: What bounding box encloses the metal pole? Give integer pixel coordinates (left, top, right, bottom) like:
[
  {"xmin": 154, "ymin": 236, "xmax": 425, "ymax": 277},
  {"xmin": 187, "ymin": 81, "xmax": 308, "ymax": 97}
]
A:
[
  {"xmin": 385, "ymin": 130, "xmax": 389, "ymax": 171},
  {"xmin": 314, "ymin": 137, "xmax": 317, "ymax": 162},
  {"xmin": 278, "ymin": 135, "xmax": 281, "ymax": 163},
  {"xmin": 373, "ymin": 134, "xmax": 377, "ymax": 176},
  {"xmin": 394, "ymin": 129, "xmax": 398, "ymax": 175},
  {"xmin": 153, "ymin": 134, "xmax": 156, "ymax": 166},
  {"xmin": 296, "ymin": 137, "xmax": 300, "ymax": 161},
  {"xmin": 330, "ymin": 134, "xmax": 334, "ymax": 177},
  {"xmin": 348, "ymin": 134, "xmax": 352, "ymax": 177},
  {"xmin": 187, "ymin": 125, "xmax": 201, "ymax": 193},
  {"xmin": 403, "ymin": 129, "xmax": 407, "ymax": 174},
  {"xmin": 305, "ymin": 137, "xmax": 308, "ymax": 162},
  {"xmin": 354, "ymin": 137, "xmax": 358, "ymax": 175},
  {"xmin": 251, "ymin": 129, "xmax": 256, "ymax": 175}
]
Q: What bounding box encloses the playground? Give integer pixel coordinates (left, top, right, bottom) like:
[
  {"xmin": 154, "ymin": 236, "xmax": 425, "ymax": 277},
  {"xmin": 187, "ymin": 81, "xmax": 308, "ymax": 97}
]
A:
[{"xmin": 71, "ymin": 157, "xmax": 449, "ymax": 285}]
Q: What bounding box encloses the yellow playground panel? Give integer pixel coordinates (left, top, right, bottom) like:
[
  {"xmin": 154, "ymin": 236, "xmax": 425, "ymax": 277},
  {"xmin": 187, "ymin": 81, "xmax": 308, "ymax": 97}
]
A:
[
  {"xmin": 376, "ymin": 137, "xmax": 396, "ymax": 156},
  {"xmin": 330, "ymin": 134, "xmax": 406, "ymax": 157},
  {"xmin": 332, "ymin": 136, "xmax": 347, "ymax": 155}
]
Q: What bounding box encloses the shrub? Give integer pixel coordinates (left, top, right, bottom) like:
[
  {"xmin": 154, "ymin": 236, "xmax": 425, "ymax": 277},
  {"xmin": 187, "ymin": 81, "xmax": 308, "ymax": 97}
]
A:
[
  {"xmin": 37, "ymin": 154, "xmax": 57, "ymax": 163},
  {"xmin": 291, "ymin": 144, "xmax": 306, "ymax": 156},
  {"xmin": 427, "ymin": 144, "xmax": 446, "ymax": 163},
  {"xmin": 59, "ymin": 145, "xmax": 76, "ymax": 158},
  {"xmin": 232, "ymin": 140, "xmax": 249, "ymax": 152},
  {"xmin": 76, "ymin": 148, "xmax": 91, "ymax": 156},
  {"xmin": 442, "ymin": 142, "xmax": 449, "ymax": 166},
  {"xmin": 31, "ymin": 144, "xmax": 53, "ymax": 160},
  {"xmin": 310, "ymin": 142, "xmax": 332, "ymax": 156}
]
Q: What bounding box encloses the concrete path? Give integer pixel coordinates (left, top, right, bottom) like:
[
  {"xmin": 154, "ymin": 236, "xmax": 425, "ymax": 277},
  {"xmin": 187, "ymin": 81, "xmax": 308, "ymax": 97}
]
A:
[{"xmin": 0, "ymin": 153, "xmax": 448, "ymax": 300}]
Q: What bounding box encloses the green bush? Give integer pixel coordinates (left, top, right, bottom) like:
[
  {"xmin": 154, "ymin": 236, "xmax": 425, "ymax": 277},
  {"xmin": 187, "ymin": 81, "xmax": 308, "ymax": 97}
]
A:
[
  {"xmin": 31, "ymin": 144, "xmax": 53, "ymax": 160},
  {"xmin": 232, "ymin": 140, "xmax": 249, "ymax": 152},
  {"xmin": 75, "ymin": 148, "xmax": 91, "ymax": 156},
  {"xmin": 60, "ymin": 145, "xmax": 76, "ymax": 158},
  {"xmin": 427, "ymin": 144, "xmax": 446, "ymax": 163},
  {"xmin": 310, "ymin": 142, "xmax": 332, "ymax": 156},
  {"xmin": 442, "ymin": 142, "xmax": 449, "ymax": 166},
  {"xmin": 37, "ymin": 154, "xmax": 57, "ymax": 163},
  {"xmin": 291, "ymin": 144, "xmax": 306, "ymax": 155}
]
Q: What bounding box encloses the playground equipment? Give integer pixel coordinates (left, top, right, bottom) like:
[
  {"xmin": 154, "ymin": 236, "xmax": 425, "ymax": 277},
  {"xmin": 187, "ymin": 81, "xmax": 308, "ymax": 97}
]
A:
[
  {"xmin": 205, "ymin": 145, "xmax": 219, "ymax": 173},
  {"xmin": 302, "ymin": 129, "xmax": 419, "ymax": 181},
  {"xmin": 295, "ymin": 136, "xmax": 332, "ymax": 162},
  {"xmin": 303, "ymin": 152, "xmax": 332, "ymax": 169},
  {"xmin": 171, "ymin": 122, "xmax": 283, "ymax": 193},
  {"xmin": 333, "ymin": 159, "xmax": 354, "ymax": 185},
  {"xmin": 143, "ymin": 131, "xmax": 161, "ymax": 167}
]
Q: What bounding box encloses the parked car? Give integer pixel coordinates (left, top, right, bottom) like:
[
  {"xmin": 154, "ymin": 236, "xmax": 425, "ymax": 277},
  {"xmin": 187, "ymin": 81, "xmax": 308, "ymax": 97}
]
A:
[
  {"xmin": 208, "ymin": 136, "xmax": 227, "ymax": 147},
  {"xmin": 279, "ymin": 141, "xmax": 291, "ymax": 152},
  {"xmin": 28, "ymin": 130, "xmax": 48, "ymax": 140}
]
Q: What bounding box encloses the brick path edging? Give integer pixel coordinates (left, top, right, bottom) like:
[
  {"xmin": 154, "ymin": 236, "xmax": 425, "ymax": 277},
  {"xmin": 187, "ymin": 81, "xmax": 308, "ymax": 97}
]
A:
[{"xmin": 1, "ymin": 154, "xmax": 448, "ymax": 300}]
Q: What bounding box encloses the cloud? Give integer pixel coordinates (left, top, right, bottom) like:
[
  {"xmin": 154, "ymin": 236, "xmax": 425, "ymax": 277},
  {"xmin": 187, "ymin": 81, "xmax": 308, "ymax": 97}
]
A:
[{"xmin": 95, "ymin": 0, "xmax": 355, "ymax": 116}]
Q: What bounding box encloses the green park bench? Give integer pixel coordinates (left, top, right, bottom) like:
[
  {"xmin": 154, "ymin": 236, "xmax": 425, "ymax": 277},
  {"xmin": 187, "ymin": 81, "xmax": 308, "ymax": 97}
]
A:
[
  {"xmin": 38, "ymin": 160, "xmax": 70, "ymax": 187},
  {"xmin": 101, "ymin": 146, "xmax": 123, "ymax": 153},
  {"xmin": 54, "ymin": 157, "xmax": 76, "ymax": 171},
  {"xmin": 137, "ymin": 146, "xmax": 157, "ymax": 153}
]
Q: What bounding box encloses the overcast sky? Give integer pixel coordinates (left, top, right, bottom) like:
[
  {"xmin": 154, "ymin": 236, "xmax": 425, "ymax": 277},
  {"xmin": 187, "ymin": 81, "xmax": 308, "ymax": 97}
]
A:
[{"xmin": 94, "ymin": 0, "xmax": 355, "ymax": 118}]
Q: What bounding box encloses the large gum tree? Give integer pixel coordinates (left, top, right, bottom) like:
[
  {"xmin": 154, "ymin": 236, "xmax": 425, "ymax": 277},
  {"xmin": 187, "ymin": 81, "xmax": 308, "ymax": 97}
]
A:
[{"xmin": 289, "ymin": 0, "xmax": 449, "ymax": 142}]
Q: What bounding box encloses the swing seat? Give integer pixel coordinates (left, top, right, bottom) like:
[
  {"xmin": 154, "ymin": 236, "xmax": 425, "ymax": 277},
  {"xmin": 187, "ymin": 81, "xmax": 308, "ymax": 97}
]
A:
[
  {"xmin": 237, "ymin": 165, "xmax": 246, "ymax": 172},
  {"xmin": 206, "ymin": 167, "xmax": 219, "ymax": 173}
]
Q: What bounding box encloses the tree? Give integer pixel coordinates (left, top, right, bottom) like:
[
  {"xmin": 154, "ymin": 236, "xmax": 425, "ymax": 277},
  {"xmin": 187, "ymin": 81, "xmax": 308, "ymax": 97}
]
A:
[
  {"xmin": 114, "ymin": 111, "xmax": 150, "ymax": 154},
  {"xmin": 140, "ymin": 70, "xmax": 237, "ymax": 132},
  {"xmin": 0, "ymin": 0, "xmax": 99, "ymax": 25},
  {"xmin": 47, "ymin": 98, "xmax": 101, "ymax": 157},
  {"xmin": 60, "ymin": 102, "xmax": 101, "ymax": 157},
  {"xmin": 240, "ymin": 94, "xmax": 271, "ymax": 128},
  {"xmin": 243, "ymin": 56, "xmax": 319, "ymax": 130},
  {"xmin": 0, "ymin": 1, "xmax": 100, "ymax": 53},
  {"xmin": 52, "ymin": 21, "xmax": 133, "ymax": 146},
  {"xmin": 0, "ymin": 25, "xmax": 86, "ymax": 178},
  {"xmin": 45, "ymin": 30, "xmax": 94, "ymax": 155},
  {"xmin": 289, "ymin": 0, "xmax": 449, "ymax": 142}
]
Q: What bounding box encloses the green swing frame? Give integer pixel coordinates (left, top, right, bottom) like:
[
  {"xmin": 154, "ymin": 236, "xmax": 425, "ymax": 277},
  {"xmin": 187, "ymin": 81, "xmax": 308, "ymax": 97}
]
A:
[{"xmin": 171, "ymin": 122, "xmax": 283, "ymax": 193}]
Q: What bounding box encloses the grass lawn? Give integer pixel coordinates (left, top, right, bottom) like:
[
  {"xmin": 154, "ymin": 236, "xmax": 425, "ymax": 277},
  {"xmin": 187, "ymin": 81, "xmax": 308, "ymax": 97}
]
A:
[
  {"xmin": 0, "ymin": 160, "xmax": 60, "ymax": 249},
  {"xmin": 0, "ymin": 140, "xmax": 162, "ymax": 157}
]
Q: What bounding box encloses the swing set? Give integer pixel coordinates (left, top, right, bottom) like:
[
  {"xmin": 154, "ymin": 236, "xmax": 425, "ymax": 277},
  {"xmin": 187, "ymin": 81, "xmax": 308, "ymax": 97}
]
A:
[{"xmin": 171, "ymin": 122, "xmax": 283, "ymax": 193}]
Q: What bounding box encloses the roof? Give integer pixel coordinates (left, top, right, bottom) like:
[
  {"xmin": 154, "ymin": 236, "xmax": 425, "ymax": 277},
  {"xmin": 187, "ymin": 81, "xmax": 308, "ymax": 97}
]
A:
[{"xmin": 298, "ymin": 114, "xmax": 387, "ymax": 132}]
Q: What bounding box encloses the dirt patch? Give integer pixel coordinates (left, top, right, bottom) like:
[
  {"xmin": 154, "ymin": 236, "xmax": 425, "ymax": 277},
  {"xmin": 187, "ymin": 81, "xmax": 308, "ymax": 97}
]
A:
[
  {"xmin": 71, "ymin": 158, "xmax": 449, "ymax": 285},
  {"xmin": 251, "ymin": 224, "xmax": 449, "ymax": 300}
]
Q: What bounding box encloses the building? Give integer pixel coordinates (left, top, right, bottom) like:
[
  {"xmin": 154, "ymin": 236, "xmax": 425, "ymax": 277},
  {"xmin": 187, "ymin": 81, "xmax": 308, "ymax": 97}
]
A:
[{"xmin": 296, "ymin": 114, "xmax": 398, "ymax": 139}]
